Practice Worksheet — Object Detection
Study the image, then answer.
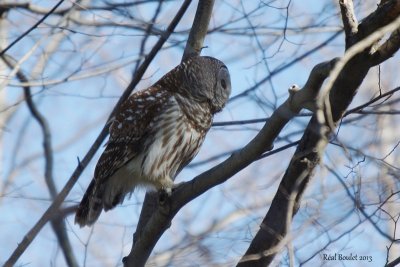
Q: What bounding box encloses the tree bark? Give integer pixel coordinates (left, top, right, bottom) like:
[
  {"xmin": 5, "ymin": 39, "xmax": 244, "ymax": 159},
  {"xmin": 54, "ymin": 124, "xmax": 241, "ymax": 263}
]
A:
[{"xmin": 238, "ymin": 1, "xmax": 400, "ymax": 265}]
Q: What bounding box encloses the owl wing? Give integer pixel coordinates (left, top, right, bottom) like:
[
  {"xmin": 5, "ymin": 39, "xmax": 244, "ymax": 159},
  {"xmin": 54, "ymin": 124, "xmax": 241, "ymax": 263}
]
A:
[
  {"xmin": 100, "ymin": 87, "xmax": 171, "ymax": 180},
  {"xmin": 75, "ymin": 87, "xmax": 170, "ymax": 226}
]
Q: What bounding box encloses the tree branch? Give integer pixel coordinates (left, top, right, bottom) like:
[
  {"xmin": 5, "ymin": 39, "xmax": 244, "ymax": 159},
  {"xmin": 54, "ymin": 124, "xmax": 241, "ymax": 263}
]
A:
[
  {"xmin": 370, "ymin": 28, "xmax": 400, "ymax": 66},
  {"xmin": 126, "ymin": 1, "xmax": 215, "ymax": 265},
  {"xmin": 124, "ymin": 58, "xmax": 337, "ymax": 266},
  {"xmin": 3, "ymin": 0, "xmax": 192, "ymax": 265},
  {"xmin": 182, "ymin": 0, "xmax": 215, "ymax": 60},
  {"xmin": 0, "ymin": 0, "xmax": 64, "ymax": 57},
  {"xmin": 0, "ymin": 1, "xmax": 172, "ymax": 15},
  {"xmin": 339, "ymin": 0, "xmax": 358, "ymax": 48},
  {"xmin": 238, "ymin": 1, "xmax": 400, "ymax": 266},
  {"xmin": 1, "ymin": 54, "xmax": 79, "ymax": 267},
  {"xmin": 228, "ymin": 30, "xmax": 342, "ymax": 103},
  {"xmin": 316, "ymin": 11, "xmax": 400, "ymax": 131},
  {"xmin": 387, "ymin": 256, "xmax": 400, "ymax": 267}
]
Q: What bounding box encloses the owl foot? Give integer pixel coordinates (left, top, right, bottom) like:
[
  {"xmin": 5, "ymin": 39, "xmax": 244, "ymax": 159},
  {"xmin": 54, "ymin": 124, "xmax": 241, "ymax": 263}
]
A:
[
  {"xmin": 158, "ymin": 189, "xmax": 171, "ymax": 205},
  {"xmin": 172, "ymin": 182, "xmax": 185, "ymax": 192}
]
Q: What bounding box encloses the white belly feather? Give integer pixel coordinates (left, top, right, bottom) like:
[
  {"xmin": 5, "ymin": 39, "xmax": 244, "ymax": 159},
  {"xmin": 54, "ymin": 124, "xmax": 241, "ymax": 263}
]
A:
[
  {"xmin": 103, "ymin": 96, "xmax": 206, "ymax": 207},
  {"xmin": 128, "ymin": 96, "xmax": 203, "ymax": 189}
]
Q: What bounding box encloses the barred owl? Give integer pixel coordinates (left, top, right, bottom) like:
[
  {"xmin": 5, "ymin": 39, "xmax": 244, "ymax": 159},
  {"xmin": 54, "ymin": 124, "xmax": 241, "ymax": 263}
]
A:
[{"xmin": 75, "ymin": 56, "xmax": 231, "ymax": 227}]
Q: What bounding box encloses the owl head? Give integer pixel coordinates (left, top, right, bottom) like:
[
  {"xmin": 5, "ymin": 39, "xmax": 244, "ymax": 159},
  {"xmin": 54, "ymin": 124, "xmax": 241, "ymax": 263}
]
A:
[{"xmin": 160, "ymin": 56, "xmax": 231, "ymax": 114}]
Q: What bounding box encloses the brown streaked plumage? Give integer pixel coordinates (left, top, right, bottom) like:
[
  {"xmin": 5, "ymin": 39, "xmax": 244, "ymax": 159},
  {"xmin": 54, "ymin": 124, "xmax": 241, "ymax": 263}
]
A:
[{"xmin": 75, "ymin": 56, "xmax": 231, "ymax": 227}]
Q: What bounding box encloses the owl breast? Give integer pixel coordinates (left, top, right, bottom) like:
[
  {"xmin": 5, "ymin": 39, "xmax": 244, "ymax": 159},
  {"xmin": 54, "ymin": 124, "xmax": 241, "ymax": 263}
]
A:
[
  {"xmin": 75, "ymin": 56, "xmax": 229, "ymax": 226},
  {"xmin": 127, "ymin": 95, "xmax": 206, "ymax": 189}
]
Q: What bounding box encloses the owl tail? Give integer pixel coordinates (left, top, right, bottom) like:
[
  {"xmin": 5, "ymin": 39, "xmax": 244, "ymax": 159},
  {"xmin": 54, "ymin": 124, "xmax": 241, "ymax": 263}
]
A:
[{"xmin": 75, "ymin": 179, "xmax": 104, "ymax": 227}]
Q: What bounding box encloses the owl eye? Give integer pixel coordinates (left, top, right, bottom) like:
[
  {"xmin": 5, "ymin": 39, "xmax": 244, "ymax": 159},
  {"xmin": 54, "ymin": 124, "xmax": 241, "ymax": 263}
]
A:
[{"xmin": 220, "ymin": 79, "xmax": 227, "ymax": 89}]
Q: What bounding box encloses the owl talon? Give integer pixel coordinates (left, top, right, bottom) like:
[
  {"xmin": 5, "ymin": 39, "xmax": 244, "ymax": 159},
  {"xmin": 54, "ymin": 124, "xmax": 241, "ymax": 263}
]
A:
[
  {"xmin": 75, "ymin": 57, "xmax": 230, "ymax": 227},
  {"xmin": 172, "ymin": 182, "xmax": 185, "ymax": 192},
  {"xmin": 158, "ymin": 189, "xmax": 170, "ymax": 205},
  {"xmin": 165, "ymin": 187, "xmax": 172, "ymax": 196}
]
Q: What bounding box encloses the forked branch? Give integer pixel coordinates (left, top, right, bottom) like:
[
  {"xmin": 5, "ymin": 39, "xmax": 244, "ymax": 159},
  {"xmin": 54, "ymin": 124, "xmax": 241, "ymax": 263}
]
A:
[
  {"xmin": 124, "ymin": 58, "xmax": 338, "ymax": 266},
  {"xmin": 238, "ymin": 1, "xmax": 400, "ymax": 266}
]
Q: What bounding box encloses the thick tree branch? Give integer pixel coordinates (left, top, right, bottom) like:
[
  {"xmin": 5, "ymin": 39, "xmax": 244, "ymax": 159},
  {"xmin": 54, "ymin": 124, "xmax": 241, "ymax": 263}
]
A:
[
  {"xmin": 370, "ymin": 28, "xmax": 400, "ymax": 66},
  {"xmin": 124, "ymin": 58, "xmax": 337, "ymax": 266},
  {"xmin": 3, "ymin": 1, "xmax": 192, "ymax": 265},
  {"xmin": 289, "ymin": 58, "xmax": 340, "ymax": 113},
  {"xmin": 387, "ymin": 256, "xmax": 400, "ymax": 267},
  {"xmin": 357, "ymin": 0, "xmax": 400, "ymax": 39},
  {"xmin": 339, "ymin": 0, "xmax": 358, "ymax": 48},
  {"xmin": 238, "ymin": 1, "xmax": 400, "ymax": 266},
  {"xmin": 317, "ymin": 12, "xmax": 400, "ymax": 131},
  {"xmin": 182, "ymin": 0, "xmax": 215, "ymax": 60},
  {"xmin": 127, "ymin": 1, "xmax": 215, "ymax": 265}
]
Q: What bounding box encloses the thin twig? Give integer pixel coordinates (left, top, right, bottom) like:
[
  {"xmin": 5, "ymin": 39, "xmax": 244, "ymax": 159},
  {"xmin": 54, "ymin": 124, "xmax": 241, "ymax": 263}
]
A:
[
  {"xmin": 239, "ymin": 3, "xmax": 400, "ymax": 265},
  {"xmin": 125, "ymin": 57, "xmax": 337, "ymax": 266},
  {"xmin": 229, "ymin": 31, "xmax": 341, "ymax": 103},
  {"xmin": 345, "ymin": 87, "xmax": 400, "ymax": 115},
  {"xmin": 0, "ymin": 0, "xmax": 173, "ymax": 16},
  {"xmin": 133, "ymin": 0, "xmax": 164, "ymax": 72},
  {"xmin": 316, "ymin": 14, "xmax": 400, "ymax": 132},
  {"xmin": 1, "ymin": 54, "xmax": 79, "ymax": 267},
  {"xmin": 0, "ymin": 0, "xmax": 64, "ymax": 57},
  {"xmin": 3, "ymin": 0, "xmax": 192, "ymax": 264}
]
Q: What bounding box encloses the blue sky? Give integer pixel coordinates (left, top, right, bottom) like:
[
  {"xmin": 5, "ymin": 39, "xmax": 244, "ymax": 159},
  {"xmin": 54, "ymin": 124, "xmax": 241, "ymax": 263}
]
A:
[{"xmin": 1, "ymin": 0, "xmax": 400, "ymax": 266}]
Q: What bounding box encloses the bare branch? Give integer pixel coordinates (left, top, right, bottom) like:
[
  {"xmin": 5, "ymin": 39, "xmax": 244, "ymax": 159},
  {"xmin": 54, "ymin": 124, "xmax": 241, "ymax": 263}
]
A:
[
  {"xmin": 387, "ymin": 256, "xmax": 400, "ymax": 267},
  {"xmin": 133, "ymin": 0, "xmax": 164, "ymax": 72},
  {"xmin": 3, "ymin": 1, "xmax": 192, "ymax": 265},
  {"xmin": 339, "ymin": 0, "xmax": 358, "ymax": 48},
  {"xmin": 0, "ymin": 0, "xmax": 64, "ymax": 57},
  {"xmin": 229, "ymin": 30, "xmax": 342, "ymax": 103},
  {"xmin": 1, "ymin": 54, "xmax": 79, "ymax": 267},
  {"xmin": 238, "ymin": 2, "xmax": 400, "ymax": 265},
  {"xmin": 182, "ymin": 0, "xmax": 215, "ymax": 60},
  {"xmin": 124, "ymin": 58, "xmax": 337, "ymax": 266},
  {"xmin": 358, "ymin": 0, "xmax": 400, "ymax": 38},
  {"xmin": 370, "ymin": 28, "xmax": 400, "ymax": 66},
  {"xmin": 345, "ymin": 86, "xmax": 400, "ymax": 115},
  {"xmin": 5, "ymin": 56, "xmax": 143, "ymax": 87},
  {"xmin": 127, "ymin": 1, "xmax": 215, "ymax": 265},
  {"xmin": 316, "ymin": 12, "xmax": 400, "ymax": 131},
  {"xmin": 4, "ymin": 1, "xmax": 400, "ymax": 265},
  {"xmin": 289, "ymin": 58, "xmax": 339, "ymax": 113},
  {"xmin": 0, "ymin": 0, "xmax": 173, "ymax": 15}
]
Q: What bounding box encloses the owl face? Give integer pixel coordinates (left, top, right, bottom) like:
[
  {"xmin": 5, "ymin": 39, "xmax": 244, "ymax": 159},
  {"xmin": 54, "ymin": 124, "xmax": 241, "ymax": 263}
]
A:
[
  {"xmin": 181, "ymin": 56, "xmax": 231, "ymax": 114},
  {"xmin": 212, "ymin": 64, "xmax": 231, "ymax": 113}
]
